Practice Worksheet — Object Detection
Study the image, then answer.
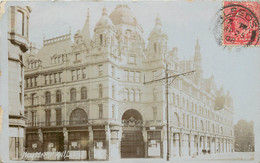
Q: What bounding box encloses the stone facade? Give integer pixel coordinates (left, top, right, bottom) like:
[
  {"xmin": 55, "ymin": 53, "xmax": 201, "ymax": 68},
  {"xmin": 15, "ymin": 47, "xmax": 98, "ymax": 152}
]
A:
[
  {"xmin": 8, "ymin": 6, "xmax": 31, "ymax": 160},
  {"xmin": 24, "ymin": 5, "xmax": 234, "ymax": 161}
]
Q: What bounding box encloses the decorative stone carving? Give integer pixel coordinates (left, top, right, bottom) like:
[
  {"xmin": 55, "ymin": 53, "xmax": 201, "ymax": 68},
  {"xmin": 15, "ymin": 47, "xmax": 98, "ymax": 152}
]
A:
[{"xmin": 122, "ymin": 116, "xmax": 142, "ymax": 127}]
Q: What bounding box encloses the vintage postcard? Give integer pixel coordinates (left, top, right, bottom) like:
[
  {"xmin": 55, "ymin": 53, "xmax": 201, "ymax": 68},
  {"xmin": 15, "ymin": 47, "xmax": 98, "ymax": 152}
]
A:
[{"xmin": 0, "ymin": 1, "xmax": 259, "ymax": 163}]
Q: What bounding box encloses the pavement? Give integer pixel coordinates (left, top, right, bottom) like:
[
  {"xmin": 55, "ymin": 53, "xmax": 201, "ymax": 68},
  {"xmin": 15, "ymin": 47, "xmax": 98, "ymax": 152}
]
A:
[{"xmin": 8, "ymin": 152, "xmax": 258, "ymax": 163}]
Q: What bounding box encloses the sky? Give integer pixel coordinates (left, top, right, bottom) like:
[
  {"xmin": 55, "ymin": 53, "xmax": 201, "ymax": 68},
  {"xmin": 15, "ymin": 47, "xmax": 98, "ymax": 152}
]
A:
[{"xmin": 7, "ymin": 1, "xmax": 260, "ymax": 124}]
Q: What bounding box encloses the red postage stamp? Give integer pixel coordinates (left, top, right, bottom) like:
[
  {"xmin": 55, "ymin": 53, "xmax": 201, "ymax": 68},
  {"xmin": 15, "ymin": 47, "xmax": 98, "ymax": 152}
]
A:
[{"xmin": 223, "ymin": 1, "xmax": 260, "ymax": 46}]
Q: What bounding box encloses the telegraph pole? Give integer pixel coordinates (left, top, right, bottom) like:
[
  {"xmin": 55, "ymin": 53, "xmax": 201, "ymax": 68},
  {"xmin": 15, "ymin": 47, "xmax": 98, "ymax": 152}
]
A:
[{"xmin": 144, "ymin": 64, "xmax": 195, "ymax": 161}]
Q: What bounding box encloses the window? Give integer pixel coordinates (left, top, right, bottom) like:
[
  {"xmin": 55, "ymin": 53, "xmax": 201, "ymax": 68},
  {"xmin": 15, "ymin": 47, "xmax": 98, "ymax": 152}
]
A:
[
  {"xmin": 154, "ymin": 43, "xmax": 157, "ymax": 53},
  {"xmin": 99, "ymin": 84, "xmax": 103, "ymax": 98},
  {"xmin": 70, "ymin": 88, "xmax": 76, "ymax": 101},
  {"xmin": 16, "ymin": 10, "xmax": 24, "ymax": 36},
  {"xmin": 71, "ymin": 70, "xmax": 75, "ymax": 81},
  {"xmin": 112, "ymin": 85, "xmax": 115, "ymax": 99},
  {"xmin": 153, "ymin": 107, "xmax": 157, "ymax": 120},
  {"xmin": 187, "ymin": 115, "xmax": 189, "ymax": 128},
  {"xmin": 136, "ymin": 89, "xmax": 140, "ymax": 102},
  {"xmin": 124, "ymin": 89, "xmax": 129, "ymax": 101},
  {"xmin": 54, "ymin": 73, "xmax": 58, "ymax": 83},
  {"xmin": 99, "ymin": 104, "xmax": 103, "ymax": 119},
  {"xmin": 56, "ymin": 109, "xmax": 62, "ymax": 126},
  {"xmin": 26, "ymin": 16, "xmax": 29, "ymax": 37},
  {"xmin": 56, "ymin": 90, "xmax": 62, "ymax": 102},
  {"xmin": 100, "ymin": 34, "xmax": 103, "ymax": 46},
  {"xmin": 82, "ymin": 68, "xmax": 86, "ymax": 79},
  {"xmin": 130, "ymin": 89, "xmax": 134, "ymax": 101},
  {"xmin": 26, "ymin": 78, "xmax": 29, "ymax": 88},
  {"xmin": 98, "ymin": 65, "xmax": 103, "ymax": 76},
  {"xmin": 34, "ymin": 77, "xmax": 37, "ymax": 86},
  {"xmin": 77, "ymin": 69, "xmax": 81, "ymax": 80},
  {"xmin": 49, "ymin": 74, "xmax": 52, "ymax": 84},
  {"xmin": 30, "ymin": 78, "xmax": 33, "ymax": 87},
  {"xmin": 45, "ymin": 91, "xmax": 51, "ymax": 104},
  {"xmin": 45, "ymin": 75, "xmax": 48, "ymax": 85},
  {"xmin": 31, "ymin": 111, "xmax": 36, "ymax": 126},
  {"xmin": 129, "ymin": 56, "xmax": 135, "ymax": 64},
  {"xmin": 183, "ymin": 98, "xmax": 185, "ymax": 108},
  {"xmin": 32, "ymin": 93, "xmax": 36, "ymax": 105},
  {"xmin": 59, "ymin": 72, "xmax": 62, "ymax": 82},
  {"xmin": 135, "ymin": 71, "xmax": 140, "ymax": 82},
  {"xmin": 75, "ymin": 53, "xmax": 80, "ymax": 61},
  {"xmin": 45, "ymin": 110, "xmax": 51, "ymax": 126},
  {"xmin": 192, "ymin": 116, "xmax": 194, "ymax": 129},
  {"xmin": 124, "ymin": 70, "xmax": 128, "ymax": 81},
  {"xmin": 129, "ymin": 71, "xmax": 134, "ymax": 82},
  {"xmin": 176, "ymin": 95, "xmax": 180, "ymax": 106},
  {"xmin": 81, "ymin": 87, "xmax": 87, "ymax": 100}
]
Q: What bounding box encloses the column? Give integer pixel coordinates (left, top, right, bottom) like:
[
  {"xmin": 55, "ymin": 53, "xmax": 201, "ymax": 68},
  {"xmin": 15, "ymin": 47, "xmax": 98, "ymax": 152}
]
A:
[
  {"xmin": 161, "ymin": 126, "xmax": 166, "ymax": 158},
  {"xmin": 62, "ymin": 128, "xmax": 68, "ymax": 161},
  {"xmin": 190, "ymin": 134, "xmax": 194, "ymax": 156},
  {"xmin": 208, "ymin": 137, "xmax": 211, "ymax": 154},
  {"xmin": 38, "ymin": 128, "xmax": 43, "ymax": 160},
  {"xmin": 142, "ymin": 127, "xmax": 148, "ymax": 158},
  {"xmin": 105, "ymin": 125, "xmax": 111, "ymax": 160},
  {"xmin": 179, "ymin": 132, "xmax": 182, "ymax": 157},
  {"xmin": 88, "ymin": 126, "xmax": 94, "ymax": 160}
]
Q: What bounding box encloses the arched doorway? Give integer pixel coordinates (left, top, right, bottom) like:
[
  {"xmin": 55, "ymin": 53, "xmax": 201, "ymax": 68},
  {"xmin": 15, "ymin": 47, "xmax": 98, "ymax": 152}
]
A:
[
  {"xmin": 121, "ymin": 109, "xmax": 144, "ymax": 158},
  {"xmin": 68, "ymin": 108, "xmax": 89, "ymax": 160}
]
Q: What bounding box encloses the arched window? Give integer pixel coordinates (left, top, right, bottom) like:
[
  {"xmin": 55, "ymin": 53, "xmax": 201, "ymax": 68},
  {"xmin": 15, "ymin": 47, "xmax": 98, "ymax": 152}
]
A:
[
  {"xmin": 70, "ymin": 88, "xmax": 76, "ymax": 101},
  {"xmin": 124, "ymin": 88, "xmax": 129, "ymax": 101},
  {"xmin": 136, "ymin": 89, "xmax": 140, "ymax": 102},
  {"xmin": 81, "ymin": 87, "xmax": 87, "ymax": 100},
  {"xmin": 173, "ymin": 112, "xmax": 180, "ymax": 127},
  {"xmin": 99, "ymin": 84, "xmax": 103, "ymax": 98},
  {"xmin": 130, "ymin": 89, "xmax": 134, "ymax": 101},
  {"xmin": 45, "ymin": 91, "xmax": 51, "ymax": 104},
  {"xmin": 69, "ymin": 108, "xmax": 88, "ymax": 125},
  {"xmin": 56, "ymin": 90, "xmax": 62, "ymax": 102}
]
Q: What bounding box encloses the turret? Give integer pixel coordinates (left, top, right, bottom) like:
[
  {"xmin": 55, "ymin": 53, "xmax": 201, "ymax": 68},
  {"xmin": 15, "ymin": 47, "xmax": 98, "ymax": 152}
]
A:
[
  {"xmin": 93, "ymin": 7, "xmax": 117, "ymax": 54},
  {"xmin": 147, "ymin": 15, "xmax": 168, "ymax": 59}
]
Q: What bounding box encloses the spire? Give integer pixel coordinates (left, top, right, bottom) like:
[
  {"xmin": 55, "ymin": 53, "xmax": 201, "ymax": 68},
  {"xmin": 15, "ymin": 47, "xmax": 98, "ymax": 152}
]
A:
[
  {"xmin": 81, "ymin": 8, "xmax": 91, "ymax": 48},
  {"xmin": 102, "ymin": 7, "xmax": 107, "ymax": 16},
  {"xmin": 155, "ymin": 14, "xmax": 162, "ymax": 26}
]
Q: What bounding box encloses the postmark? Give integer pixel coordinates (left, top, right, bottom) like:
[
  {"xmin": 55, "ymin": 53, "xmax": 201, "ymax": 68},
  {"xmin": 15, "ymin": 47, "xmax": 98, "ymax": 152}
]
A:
[{"xmin": 222, "ymin": 1, "xmax": 259, "ymax": 46}]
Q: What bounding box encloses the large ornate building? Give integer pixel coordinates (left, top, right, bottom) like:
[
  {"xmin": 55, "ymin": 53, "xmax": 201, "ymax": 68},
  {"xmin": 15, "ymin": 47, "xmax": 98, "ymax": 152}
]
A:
[{"xmin": 24, "ymin": 5, "xmax": 234, "ymax": 161}]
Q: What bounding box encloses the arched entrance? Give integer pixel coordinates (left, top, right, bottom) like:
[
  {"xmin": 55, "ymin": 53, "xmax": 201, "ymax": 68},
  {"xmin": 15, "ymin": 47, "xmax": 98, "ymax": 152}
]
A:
[
  {"xmin": 121, "ymin": 109, "xmax": 144, "ymax": 158},
  {"xmin": 68, "ymin": 108, "xmax": 89, "ymax": 160}
]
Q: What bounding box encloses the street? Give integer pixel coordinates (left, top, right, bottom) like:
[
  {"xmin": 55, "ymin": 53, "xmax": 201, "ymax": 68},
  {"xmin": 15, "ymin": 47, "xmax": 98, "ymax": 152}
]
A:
[{"xmin": 10, "ymin": 152, "xmax": 257, "ymax": 163}]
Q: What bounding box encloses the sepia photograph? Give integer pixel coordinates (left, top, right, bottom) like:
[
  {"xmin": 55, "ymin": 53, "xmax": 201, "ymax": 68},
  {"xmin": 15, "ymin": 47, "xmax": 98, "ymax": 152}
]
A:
[{"xmin": 0, "ymin": 1, "xmax": 259, "ymax": 163}]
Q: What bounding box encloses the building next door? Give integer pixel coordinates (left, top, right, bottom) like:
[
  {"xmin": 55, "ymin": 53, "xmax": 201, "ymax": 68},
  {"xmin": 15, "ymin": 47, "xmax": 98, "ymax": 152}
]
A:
[{"xmin": 121, "ymin": 109, "xmax": 144, "ymax": 158}]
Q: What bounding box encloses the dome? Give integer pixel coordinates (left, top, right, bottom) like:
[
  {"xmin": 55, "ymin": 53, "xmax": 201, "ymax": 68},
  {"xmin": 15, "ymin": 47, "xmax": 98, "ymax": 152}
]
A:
[
  {"xmin": 95, "ymin": 8, "xmax": 115, "ymax": 29},
  {"xmin": 109, "ymin": 5, "xmax": 137, "ymax": 25}
]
